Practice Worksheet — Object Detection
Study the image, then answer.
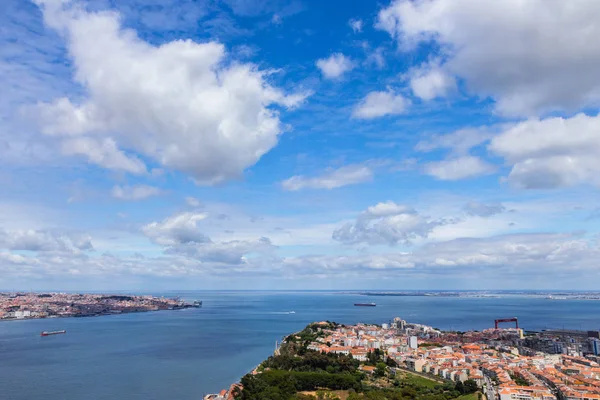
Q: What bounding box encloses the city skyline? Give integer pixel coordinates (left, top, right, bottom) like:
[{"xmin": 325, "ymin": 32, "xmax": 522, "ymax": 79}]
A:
[{"xmin": 1, "ymin": 0, "xmax": 600, "ymax": 290}]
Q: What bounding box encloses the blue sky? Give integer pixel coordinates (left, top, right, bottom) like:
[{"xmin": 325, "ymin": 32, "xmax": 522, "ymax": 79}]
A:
[{"xmin": 1, "ymin": 0, "xmax": 600, "ymax": 291}]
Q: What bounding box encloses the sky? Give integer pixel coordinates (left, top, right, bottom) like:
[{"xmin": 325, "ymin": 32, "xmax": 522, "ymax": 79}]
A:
[{"xmin": 1, "ymin": 0, "xmax": 600, "ymax": 291}]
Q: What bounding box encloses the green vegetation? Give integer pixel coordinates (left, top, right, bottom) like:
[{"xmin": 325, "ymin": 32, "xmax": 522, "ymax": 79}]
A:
[
  {"xmin": 401, "ymin": 374, "xmax": 440, "ymax": 388},
  {"xmin": 240, "ymin": 370, "xmax": 362, "ymax": 399},
  {"xmin": 419, "ymin": 343, "xmax": 443, "ymax": 348},
  {"xmin": 284, "ymin": 322, "xmax": 339, "ymax": 350},
  {"xmin": 366, "ymin": 349, "xmax": 384, "ymax": 366},
  {"xmin": 237, "ymin": 323, "xmax": 480, "ymax": 400},
  {"xmin": 262, "ymin": 350, "xmax": 359, "ymax": 374}
]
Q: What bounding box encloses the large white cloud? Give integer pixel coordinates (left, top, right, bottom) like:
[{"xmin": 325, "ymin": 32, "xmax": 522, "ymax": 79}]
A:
[
  {"xmin": 282, "ymin": 164, "xmax": 373, "ymax": 191},
  {"xmin": 377, "ymin": 0, "xmax": 600, "ymax": 116},
  {"xmin": 489, "ymin": 113, "xmax": 600, "ymax": 188},
  {"xmin": 332, "ymin": 201, "xmax": 449, "ymax": 246},
  {"xmin": 141, "ymin": 211, "xmax": 275, "ymax": 265},
  {"xmin": 166, "ymin": 237, "xmax": 275, "ymax": 265},
  {"xmin": 0, "ymin": 228, "xmax": 93, "ymax": 253},
  {"xmin": 33, "ymin": 0, "xmax": 307, "ymax": 184},
  {"xmin": 142, "ymin": 212, "xmax": 211, "ymax": 246},
  {"xmin": 418, "ymin": 113, "xmax": 600, "ymax": 188}
]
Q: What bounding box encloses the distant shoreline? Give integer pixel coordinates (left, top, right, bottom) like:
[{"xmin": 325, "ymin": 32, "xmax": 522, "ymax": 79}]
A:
[
  {"xmin": 0, "ymin": 292, "xmax": 201, "ymax": 322},
  {"xmin": 0, "ymin": 306, "xmax": 197, "ymax": 323}
]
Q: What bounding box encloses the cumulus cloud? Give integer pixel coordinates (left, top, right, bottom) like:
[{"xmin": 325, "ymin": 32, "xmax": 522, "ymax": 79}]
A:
[
  {"xmin": 0, "ymin": 229, "xmax": 93, "ymax": 253},
  {"xmin": 141, "ymin": 211, "xmax": 275, "ymax": 265},
  {"xmin": 287, "ymin": 232, "xmax": 600, "ymax": 282},
  {"xmin": 408, "ymin": 61, "xmax": 456, "ymax": 101},
  {"xmin": 423, "ymin": 156, "xmax": 496, "ymax": 180},
  {"xmin": 142, "ymin": 212, "xmax": 211, "ymax": 246},
  {"xmin": 61, "ymin": 137, "xmax": 146, "ymax": 174},
  {"xmin": 349, "ymin": 18, "xmax": 363, "ymax": 33},
  {"xmin": 111, "ymin": 184, "xmax": 162, "ymax": 201},
  {"xmin": 489, "ymin": 113, "xmax": 600, "ymax": 189},
  {"xmin": 353, "ymin": 89, "xmax": 409, "ymax": 119},
  {"xmin": 316, "ymin": 53, "xmax": 354, "ymax": 79},
  {"xmin": 377, "ymin": 0, "xmax": 600, "ymax": 116},
  {"xmin": 332, "ymin": 201, "xmax": 449, "ymax": 246},
  {"xmin": 463, "ymin": 202, "xmax": 506, "ymax": 218},
  {"xmin": 166, "ymin": 237, "xmax": 275, "ymax": 265},
  {"xmin": 282, "ymin": 164, "xmax": 373, "ymax": 191},
  {"xmin": 33, "ymin": 0, "xmax": 307, "ymax": 184},
  {"xmin": 1, "ymin": 226, "xmax": 599, "ymax": 286}
]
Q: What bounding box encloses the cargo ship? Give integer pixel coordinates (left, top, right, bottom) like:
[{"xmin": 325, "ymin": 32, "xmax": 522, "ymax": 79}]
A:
[
  {"xmin": 354, "ymin": 303, "xmax": 376, "ymax": 307},
  {"xmin": 40, "ymin": 330, "xmax": 66, "ymax": 336}
]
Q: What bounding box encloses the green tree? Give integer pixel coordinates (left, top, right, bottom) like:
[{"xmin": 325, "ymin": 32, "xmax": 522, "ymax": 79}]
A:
[
  {"xmin": 464, "ymin": 379, "xmax": 478, "ymax": 394},
  {"xmin": 375, "ymin": 362, "xmax": 387, "ymax": 378},
  {"xmin": 385, "ymin": 357, "xmax": 397, "ymax": 367},
  {"xmin": 455, "ymin": 380, "xmax": 465, "ymax": 394}
]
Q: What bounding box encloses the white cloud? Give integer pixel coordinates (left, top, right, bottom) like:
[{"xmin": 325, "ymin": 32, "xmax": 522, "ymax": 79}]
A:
[
  {"xmin": 33, "ymin": 0, "xmax": 307, "ymax": 184},
  {"xmin": 282, "ymin": 164, "xmax": 373, "ymax": 191},
  {"xmin": 0, "ymin": 229, "xmax": 93, "ymax": 253},
  {"xmin": 365, "ymin": 47, "xmax": 386, "ymax": 69},
  {"xmin": 353, "ymin": 89, "xmax": 409, "ymax": 119},
  {"xmin": 1, "ymin": 219, "xmax": 599, "ymax": 287},
  {"xmin": 408, "ymin": 62, "xmax": 456, "ymax": 101},
  {"xmin": 424, "ymin": 156, "xmax": 496, "ymax": 180},
  {"xmin": 489, "ymin": 113, "xmax": 600, "ymax": 189},
  {"xmin": 166, "ymin": 237, "xmax": 275, "ymax": 265},
  {"xmin": 416, "ymin": 128, "xmax": 493, "ymax": 156},
  {"xmin": 62, "ymin": 137, "xmax": 146, "ymax": 174},
  {"xmin": 141, "ymin": 210, "xmax": 276, "ymax": 265},
  {"xmin": 377, "ymin": 0, "xmax": 600, "ymax": 116},
  {"xmin": 316, "ymin": 53, "xmax": 354, "ymax": 79},
  {"xmin": 142, "ymin": 212, "xmax": 210, "ymax": 246},
  {"xmin": 332, "ymin": 201, "xmax": 449, "ymax": 246},
  {"xmin": 349, "ymin": 18, "xmax": 363, "ymax": 33},
  {"xmin": 290, "ymin": 232, "xmax": 600, "ymax": 282},
  {"xmin": 111, "ymin": 184, "xmax": 162, "ymax": 201}
]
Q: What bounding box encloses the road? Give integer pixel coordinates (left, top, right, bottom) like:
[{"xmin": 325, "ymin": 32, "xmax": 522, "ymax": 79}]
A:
[{"xmin": 484, "ymin": 375, "xmax": 498, "ymax": 400}]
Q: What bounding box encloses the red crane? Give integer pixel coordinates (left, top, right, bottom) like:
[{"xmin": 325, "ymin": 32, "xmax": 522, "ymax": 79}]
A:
[{"xmin": 495, "ymin": 317, "xmax": 518, "ymax": 329}]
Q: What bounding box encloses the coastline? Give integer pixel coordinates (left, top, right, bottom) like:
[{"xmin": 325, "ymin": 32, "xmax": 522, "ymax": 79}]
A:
[
  {"xmin": 0, "ymin": 305, "xmax": 198, "ymax": 322},
  {"xmin": 0, "ymin": 292, "xmax": 201, "ymax": 322},
  {"xmin": 207, "ymin": 318, "xmax": 600, "ymax": 400}
]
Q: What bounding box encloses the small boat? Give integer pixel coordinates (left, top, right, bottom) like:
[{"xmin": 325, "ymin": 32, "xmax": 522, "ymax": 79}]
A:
[
  {"xmin": 40, "ymin": 330, "xmax": 66, "ymax": 336},
  {"xmin": 193, "ymin": 300, "xmax": 202, "ymax": 307},
  {"xmin": 354, "ymin": 303, "xmax": 376, "ymax": 307},
  {"xmin": 289, "ymin": 311, "xmax": 296, "ymax": 314}
]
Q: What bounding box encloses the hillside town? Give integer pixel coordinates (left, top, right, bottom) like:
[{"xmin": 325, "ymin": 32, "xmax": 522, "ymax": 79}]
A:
[
  {"xmin": 207, "ymin": 317, "xmax": 600, "ymax": 400},
  {"xmin": 0, "ymin": 292, "xmax": 200, "ymax": 320}
]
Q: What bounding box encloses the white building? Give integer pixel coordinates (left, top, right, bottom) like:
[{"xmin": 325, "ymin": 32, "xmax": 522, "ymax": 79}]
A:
[{"xmin": 409, "ymin": 336, "xmax": 418, "ymax": 349}]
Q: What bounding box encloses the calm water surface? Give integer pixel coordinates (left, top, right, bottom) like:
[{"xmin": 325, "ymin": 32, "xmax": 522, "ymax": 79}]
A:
[{"xmin": 1, "ymin": 291, "xmax": 599, "ymax": 400}]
